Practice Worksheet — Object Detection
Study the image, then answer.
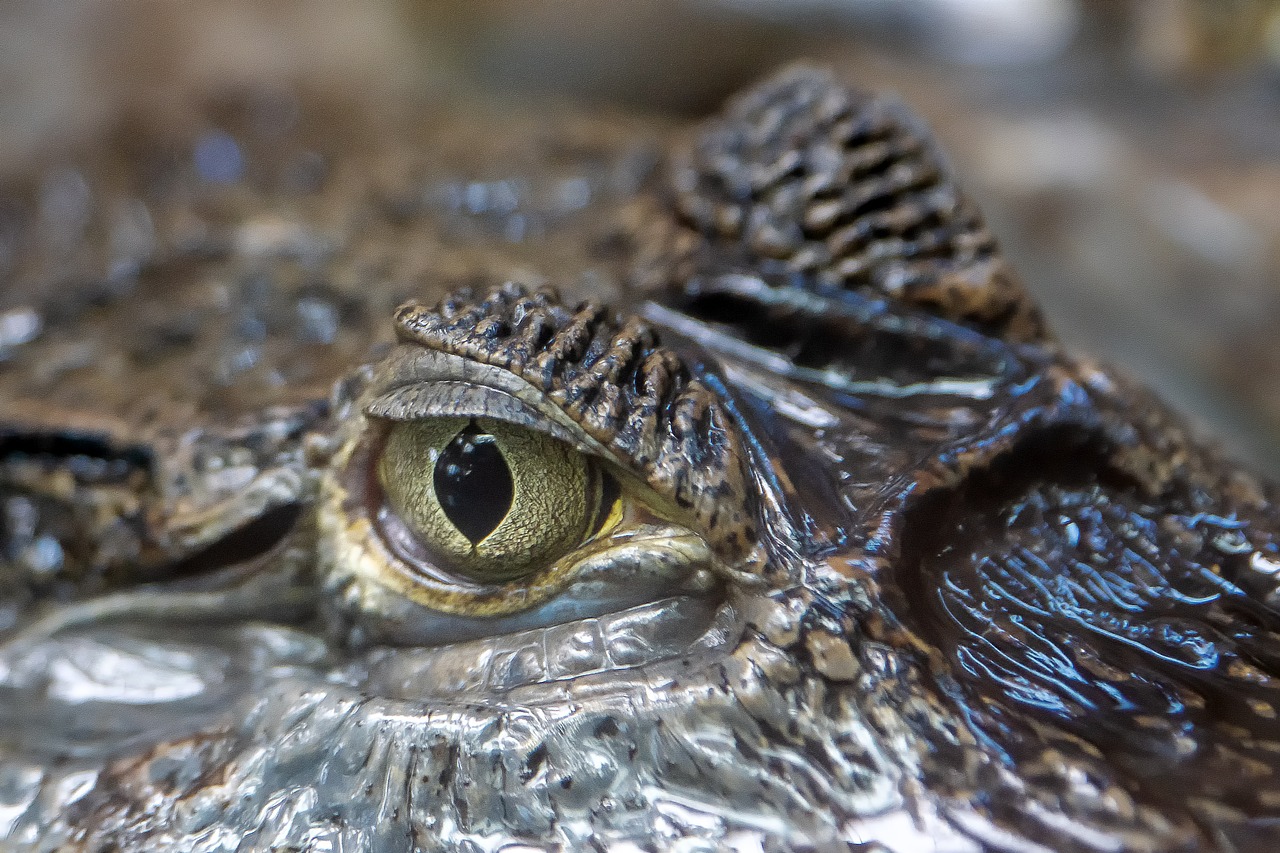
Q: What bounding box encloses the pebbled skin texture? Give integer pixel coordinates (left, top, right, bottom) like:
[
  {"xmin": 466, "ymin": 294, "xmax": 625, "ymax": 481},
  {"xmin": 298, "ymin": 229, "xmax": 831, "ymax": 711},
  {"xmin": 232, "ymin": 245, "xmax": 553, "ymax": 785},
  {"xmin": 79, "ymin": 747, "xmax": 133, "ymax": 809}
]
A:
[{"xmin": 1, "ymin": 66, "xmax": 1279, "ymax": 852}]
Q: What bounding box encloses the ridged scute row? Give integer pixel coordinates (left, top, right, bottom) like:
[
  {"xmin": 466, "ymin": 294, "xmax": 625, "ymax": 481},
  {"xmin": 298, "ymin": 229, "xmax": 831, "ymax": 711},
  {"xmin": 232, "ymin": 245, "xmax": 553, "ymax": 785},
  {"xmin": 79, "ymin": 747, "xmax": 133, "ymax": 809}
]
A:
[
  {"xmin": 664, "ymin": 65, "xmax": 1045, "ymax": 342},
  {"xmin": 394, "ymin": 283, "xmax": 763, "ymax": 567}
]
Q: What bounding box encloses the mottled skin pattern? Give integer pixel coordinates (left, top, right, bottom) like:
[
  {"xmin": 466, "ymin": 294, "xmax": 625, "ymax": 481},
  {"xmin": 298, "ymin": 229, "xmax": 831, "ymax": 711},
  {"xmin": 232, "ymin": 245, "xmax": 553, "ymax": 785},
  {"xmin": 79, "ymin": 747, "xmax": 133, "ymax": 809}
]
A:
[{"xmin": 2, "ymin": 67, "xmax": 1279, "ymax": 851}]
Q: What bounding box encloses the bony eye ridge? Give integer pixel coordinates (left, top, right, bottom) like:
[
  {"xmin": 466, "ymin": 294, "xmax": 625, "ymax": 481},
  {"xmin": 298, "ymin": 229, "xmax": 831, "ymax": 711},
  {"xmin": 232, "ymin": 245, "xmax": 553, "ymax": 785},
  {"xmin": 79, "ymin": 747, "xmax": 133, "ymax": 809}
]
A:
[{"xmin": 377, "ymin": 417, "xmax": 614, "ymax": 583}]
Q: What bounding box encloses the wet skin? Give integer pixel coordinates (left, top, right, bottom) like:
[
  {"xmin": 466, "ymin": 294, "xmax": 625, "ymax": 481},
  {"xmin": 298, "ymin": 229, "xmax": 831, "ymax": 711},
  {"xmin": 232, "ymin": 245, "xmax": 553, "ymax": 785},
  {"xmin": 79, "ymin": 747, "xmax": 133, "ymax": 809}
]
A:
[{"xmin": 1, "ymin": 67, "xmax": 1279, "ymax": 851}]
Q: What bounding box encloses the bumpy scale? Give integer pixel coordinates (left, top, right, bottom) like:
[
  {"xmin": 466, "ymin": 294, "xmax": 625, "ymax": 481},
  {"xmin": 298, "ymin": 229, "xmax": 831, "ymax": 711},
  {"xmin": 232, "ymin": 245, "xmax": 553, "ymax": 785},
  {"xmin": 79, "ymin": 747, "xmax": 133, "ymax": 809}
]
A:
[{"xmin": 0, "ymin": 66, "xmax": 1278, "ymax": 852}]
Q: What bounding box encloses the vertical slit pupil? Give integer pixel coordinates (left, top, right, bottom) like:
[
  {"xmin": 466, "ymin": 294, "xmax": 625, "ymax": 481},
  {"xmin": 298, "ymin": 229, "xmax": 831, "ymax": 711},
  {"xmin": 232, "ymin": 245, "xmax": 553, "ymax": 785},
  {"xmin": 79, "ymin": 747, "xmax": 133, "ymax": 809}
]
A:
[{"xmin": 433, "ymin": 421, "xmax": 515, "ymax": 544}]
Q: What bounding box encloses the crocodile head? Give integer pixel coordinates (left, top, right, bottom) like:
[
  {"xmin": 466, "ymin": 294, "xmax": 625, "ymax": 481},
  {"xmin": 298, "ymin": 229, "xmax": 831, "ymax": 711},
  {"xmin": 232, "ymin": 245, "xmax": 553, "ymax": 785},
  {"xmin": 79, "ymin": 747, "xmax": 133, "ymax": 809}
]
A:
[{"xmin": 2, "ymin": 67, "xmax": 1279, "ymax": 852}]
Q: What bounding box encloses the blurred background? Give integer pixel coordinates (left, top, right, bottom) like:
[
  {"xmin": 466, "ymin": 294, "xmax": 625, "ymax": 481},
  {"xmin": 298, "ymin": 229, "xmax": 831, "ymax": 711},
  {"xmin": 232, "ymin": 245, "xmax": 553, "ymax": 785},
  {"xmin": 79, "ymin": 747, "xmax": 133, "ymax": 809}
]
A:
[{"xmin": 1, "ymin": 0, "xmax": 1278, "ymax": 474}]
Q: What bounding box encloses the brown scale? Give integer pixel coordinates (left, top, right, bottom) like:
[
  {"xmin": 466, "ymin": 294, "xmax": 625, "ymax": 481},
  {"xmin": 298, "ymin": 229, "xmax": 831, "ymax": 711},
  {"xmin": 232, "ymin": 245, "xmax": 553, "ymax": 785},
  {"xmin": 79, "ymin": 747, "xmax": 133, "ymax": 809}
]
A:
[{"xmin": 652, "ymin": 65, "xmax": 1045, "ymax": 342}]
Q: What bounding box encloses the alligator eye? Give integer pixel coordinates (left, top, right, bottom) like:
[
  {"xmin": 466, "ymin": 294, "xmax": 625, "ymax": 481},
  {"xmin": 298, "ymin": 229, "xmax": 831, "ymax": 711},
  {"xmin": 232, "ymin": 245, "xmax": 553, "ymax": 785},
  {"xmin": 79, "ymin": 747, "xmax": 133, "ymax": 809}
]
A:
[
  {"xmin": 377, "ymin": 417, "xmax": 615, "ymax": 582},
  {"xmin": 322, "ymin": 381, "xmax": 723, "ymax": 640},
  {"xmin": 319, "ymin": 288, "xmax": 766, "ymax": 649}
]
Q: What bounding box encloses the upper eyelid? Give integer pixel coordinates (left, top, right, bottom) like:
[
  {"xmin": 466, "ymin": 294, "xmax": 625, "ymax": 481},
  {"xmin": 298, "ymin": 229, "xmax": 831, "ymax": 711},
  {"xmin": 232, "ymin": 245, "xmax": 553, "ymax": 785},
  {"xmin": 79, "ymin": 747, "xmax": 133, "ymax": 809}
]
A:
[
  {"xmin": 359, "ymin": 344, "xmax": 618, "ymax": 459},
  {"xmin": 364, "ymin": 381, "xmax": 582, "ymax": 449}
]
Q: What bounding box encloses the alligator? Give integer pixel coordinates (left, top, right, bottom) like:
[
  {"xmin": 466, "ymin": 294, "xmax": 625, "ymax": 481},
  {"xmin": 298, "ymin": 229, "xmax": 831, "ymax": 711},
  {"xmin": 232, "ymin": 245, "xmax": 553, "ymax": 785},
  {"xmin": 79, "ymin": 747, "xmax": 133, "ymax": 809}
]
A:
[{"xmin": 0, "ymin": 66, "xmax": 1278, "ymax": 852}]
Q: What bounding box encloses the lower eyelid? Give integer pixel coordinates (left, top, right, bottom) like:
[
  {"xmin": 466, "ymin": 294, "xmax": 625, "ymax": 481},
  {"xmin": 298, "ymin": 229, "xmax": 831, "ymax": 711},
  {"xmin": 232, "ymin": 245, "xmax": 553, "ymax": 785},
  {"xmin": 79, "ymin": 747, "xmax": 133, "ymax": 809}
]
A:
[
  {"xmin": 368, "ymin": 526, "xmax": 716, "ymax": 645},
  {"xmin": 349, "ymin": 595, "xmax": 732, "ymax": 698}
]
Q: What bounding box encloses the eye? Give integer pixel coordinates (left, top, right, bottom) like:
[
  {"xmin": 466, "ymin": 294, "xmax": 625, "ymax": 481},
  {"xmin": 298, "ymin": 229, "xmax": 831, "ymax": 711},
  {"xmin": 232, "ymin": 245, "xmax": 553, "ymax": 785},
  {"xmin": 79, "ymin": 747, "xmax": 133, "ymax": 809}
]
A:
[
  {"xmin": 326, "ymin": 401, "xmax": 718, "ymax": 645},
  {"xmin": 318, "ymin": 286, "xmax": 769, "ymax": 653},
  {"xmin": 355, "ymin": 398, "xmax": 699, "ymax": 624},
  {"xmin": 376, "ymin": 417, "xmax": 618, "ymax": 583}
]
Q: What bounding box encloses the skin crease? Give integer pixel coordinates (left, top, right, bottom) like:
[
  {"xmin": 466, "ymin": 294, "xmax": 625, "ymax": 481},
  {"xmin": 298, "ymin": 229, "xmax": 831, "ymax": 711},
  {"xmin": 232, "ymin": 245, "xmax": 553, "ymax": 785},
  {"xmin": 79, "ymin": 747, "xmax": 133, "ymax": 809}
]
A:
[{"xmin": 0, "ymin": 64, "xmax": 1279, "ymax": 853}]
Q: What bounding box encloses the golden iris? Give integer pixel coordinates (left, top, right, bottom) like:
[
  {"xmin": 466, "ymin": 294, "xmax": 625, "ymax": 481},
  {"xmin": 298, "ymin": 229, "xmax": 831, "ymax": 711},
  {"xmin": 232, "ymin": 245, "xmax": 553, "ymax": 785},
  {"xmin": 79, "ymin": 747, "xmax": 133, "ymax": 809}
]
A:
[{"xmin": 377, "ymin": 417, "xmax": 610, "ymax": 582}]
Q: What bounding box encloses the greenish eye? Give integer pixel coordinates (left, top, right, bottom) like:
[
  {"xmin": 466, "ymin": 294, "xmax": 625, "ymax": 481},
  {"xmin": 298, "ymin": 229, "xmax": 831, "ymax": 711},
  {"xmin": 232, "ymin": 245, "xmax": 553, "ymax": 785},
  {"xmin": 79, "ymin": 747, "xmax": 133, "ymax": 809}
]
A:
[{"xmin": 377, "ymin": 417, "xmax": 611, "ymax": 582}]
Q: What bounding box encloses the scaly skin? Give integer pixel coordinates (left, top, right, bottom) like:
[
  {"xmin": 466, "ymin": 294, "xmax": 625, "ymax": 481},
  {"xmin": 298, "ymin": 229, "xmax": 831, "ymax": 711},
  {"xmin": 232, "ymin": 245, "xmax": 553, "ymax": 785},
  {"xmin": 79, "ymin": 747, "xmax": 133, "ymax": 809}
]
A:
[{"xmin": 1, "ymin": 67, "xmax": 1279, "ymax": 852}]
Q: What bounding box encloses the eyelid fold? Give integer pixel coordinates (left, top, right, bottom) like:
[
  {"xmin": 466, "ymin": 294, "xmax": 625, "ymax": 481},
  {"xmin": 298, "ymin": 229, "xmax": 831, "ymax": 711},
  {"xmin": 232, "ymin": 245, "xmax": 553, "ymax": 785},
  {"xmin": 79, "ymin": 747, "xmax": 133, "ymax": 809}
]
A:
[{"xmin": 365, "ymin": 379, "xmax": 584, "ymax": 450}]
